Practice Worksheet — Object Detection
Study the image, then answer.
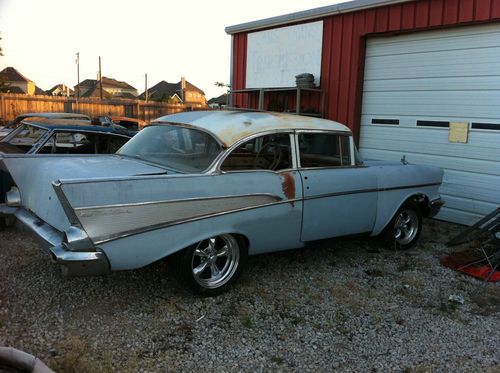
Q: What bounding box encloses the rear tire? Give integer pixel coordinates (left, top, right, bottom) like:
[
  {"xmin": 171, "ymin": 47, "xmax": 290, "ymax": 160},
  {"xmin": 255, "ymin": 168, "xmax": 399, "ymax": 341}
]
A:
[
  {"xmin": 382, "ymin": 201, "xmax": 422, "ymax": 250},
  {"xmin": 172, "ymin": 234, "xmax": 247, "ymax": 296}
]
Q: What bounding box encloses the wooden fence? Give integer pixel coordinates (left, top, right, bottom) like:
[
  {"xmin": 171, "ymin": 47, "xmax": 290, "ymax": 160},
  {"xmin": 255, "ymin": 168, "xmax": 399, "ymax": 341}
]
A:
[{"xmin": 0, "ymin": 93, "xmax": 195, "ymax": 124}]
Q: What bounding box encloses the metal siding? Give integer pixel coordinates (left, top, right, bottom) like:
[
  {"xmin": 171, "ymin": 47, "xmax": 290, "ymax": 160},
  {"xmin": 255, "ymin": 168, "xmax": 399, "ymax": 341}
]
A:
[
  {"xmin": 230, "ymin": 0, "xmax": 499, "ymax": 136},
  {"xmin": 359, "ymin": 23, "xmax": 500, "ymax": 225}
]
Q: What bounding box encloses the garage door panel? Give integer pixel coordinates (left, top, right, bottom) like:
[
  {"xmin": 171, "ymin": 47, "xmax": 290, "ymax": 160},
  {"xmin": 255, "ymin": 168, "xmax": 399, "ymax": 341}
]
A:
[
  {"xmin": 363, "ymin": 76, "xmax": 500, "ymax": 92},
  {"xmin": 360, "ymin": 136, "xmax": 498, "ymax": 161},
  {"xmin": 359, "ymin": 125, "xmax": 500, "ymax": 150},
  {"xmin": 437, "ymin": 195, "xmax": 498, "ymax": 217},
  {"xmin": 366, "ymin": 25, "xmax": 500, "ymax": 57},
  {"xmin": 362, "ymin": 92, "xmax": 500, "ymax": 118},
  {"xmin": 359, "ymin": 148, "xmax": 500, "ymax": 175},
  {"xmin": 360, "ymin": 24, "xmax": 500, "ymax": 225},
  {"xmin": 365, "ymin": 49, "xmax": 500, "ymax": 79},
  {"xmin": 437, "ymin": 207, "xmax": 484, "ymax": 226}
]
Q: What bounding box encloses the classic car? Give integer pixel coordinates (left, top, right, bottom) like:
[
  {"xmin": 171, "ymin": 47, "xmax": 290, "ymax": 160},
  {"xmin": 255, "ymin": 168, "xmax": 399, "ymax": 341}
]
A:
[
  {"xmin": 0, "ymin": 118, "xmax": 136, "ymax": 204},
  {"xmin": 1, "ymin": 111, "xmax": 444, "ymax": 295},
  {"xmin": 91, "ymin": 116, "xmax": 145, "ymax": 131},
  {"xmin": 0, "ymin": 112, "xmax": 92, "ymax": 138}
]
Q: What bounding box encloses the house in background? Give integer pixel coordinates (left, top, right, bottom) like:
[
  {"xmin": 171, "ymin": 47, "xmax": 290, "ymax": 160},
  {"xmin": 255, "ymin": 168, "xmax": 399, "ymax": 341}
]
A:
[
  {"xmin": 0, "ymin": 67, "xmax": 37, "ymax": 95},
  {"xmin": 46, "ymin": 83, "xmax": 74, "ymax": 96},
  {"xmin": 208, "ymin": 93, "xmax": 228, "ymax": 108},
  {"xmin": 139, "ymin": 77, "xmax": 206, "ymax": 107},
  {"xmin": 75, "ymin": 77, "xmax": 138, "ymax": 99}
]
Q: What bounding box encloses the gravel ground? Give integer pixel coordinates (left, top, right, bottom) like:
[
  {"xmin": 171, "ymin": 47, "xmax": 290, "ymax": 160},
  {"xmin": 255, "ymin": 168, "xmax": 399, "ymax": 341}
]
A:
[{"xmin": 0, "ymin": 219, "xmax": 499, "ymax": 372}]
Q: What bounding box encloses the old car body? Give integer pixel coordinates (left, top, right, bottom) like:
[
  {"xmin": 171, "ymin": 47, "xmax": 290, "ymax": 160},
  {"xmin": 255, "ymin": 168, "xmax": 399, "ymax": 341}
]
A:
[
  {"xmin": 1, "ymin": 111, "xmax": 444, "ymax": 294},
  {"xmin": 0, "ymin": 112, "xmax": 92, "ymax": 138},
  {"xmin": 0, "ymin": 118, "xmax": 135, "ymax": 204}
]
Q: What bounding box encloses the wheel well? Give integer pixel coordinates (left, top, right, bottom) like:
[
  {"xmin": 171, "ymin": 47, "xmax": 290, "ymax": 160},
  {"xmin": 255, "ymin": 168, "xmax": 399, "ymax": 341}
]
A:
[
  {"xmin": 404, "ymin": 194, "xmax": 430, "ymax": 217},
  {"xmin": 232, "ymin": 233, "xmax": 250, "ymax": 251}
]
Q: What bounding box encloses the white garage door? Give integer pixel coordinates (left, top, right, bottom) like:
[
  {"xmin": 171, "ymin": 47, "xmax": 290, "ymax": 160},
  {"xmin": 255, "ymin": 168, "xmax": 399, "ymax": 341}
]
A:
[{"xmin": 359, "ymin": 23, "xmax": 500, "ymax": 226}]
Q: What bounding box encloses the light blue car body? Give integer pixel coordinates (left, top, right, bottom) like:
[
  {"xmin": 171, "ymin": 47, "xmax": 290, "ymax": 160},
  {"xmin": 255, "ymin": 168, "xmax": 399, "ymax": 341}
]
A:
[{"xmin": 1, "ymin": 111, "xmax": 444, "ymax": 276}]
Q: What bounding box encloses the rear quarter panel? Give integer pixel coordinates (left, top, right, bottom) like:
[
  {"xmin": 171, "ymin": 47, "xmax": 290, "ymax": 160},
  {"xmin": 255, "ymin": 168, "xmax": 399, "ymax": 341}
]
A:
[{"xmin": 371, "ymin": 164, "xmax": 443, "ymax": 235}]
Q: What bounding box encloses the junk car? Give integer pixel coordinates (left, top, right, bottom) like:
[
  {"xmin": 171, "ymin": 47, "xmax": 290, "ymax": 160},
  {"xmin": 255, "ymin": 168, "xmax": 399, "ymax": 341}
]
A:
[
  {"xmin": 1, "ymin": 111, "xmax": 444, "ymax": 295},
  {"xmin": 0, "ymin": 118, "xmax": 136, "ymax": 205}
]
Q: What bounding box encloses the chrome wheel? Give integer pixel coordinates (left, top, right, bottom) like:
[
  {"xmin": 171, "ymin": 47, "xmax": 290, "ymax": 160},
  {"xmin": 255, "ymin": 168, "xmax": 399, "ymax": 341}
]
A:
[
  {"xmin": 191, "ymin": 234, "xmax": 240, "ymax": 289},
  {"xmin": 393, "ymin": 209, "xmax": 419, "ymax": 245}
]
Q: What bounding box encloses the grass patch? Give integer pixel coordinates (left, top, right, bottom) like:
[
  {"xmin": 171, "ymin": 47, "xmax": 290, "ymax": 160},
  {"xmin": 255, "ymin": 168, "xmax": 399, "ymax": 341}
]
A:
[{"xmin": 241, "ymin": 314, "xmax": 252, "ymax": 328}]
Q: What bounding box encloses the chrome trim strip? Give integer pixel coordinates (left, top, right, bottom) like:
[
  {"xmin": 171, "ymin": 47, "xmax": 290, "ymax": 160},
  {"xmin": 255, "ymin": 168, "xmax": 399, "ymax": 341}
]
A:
[
  {"xmin": 302, "ymin": 182, "xmax": 442, "ymax": 201},
  {"xmin": 73, "ymin": 193, "xmax": 282, "ymax": 212},
  {"xmin": 94, "ymin": 197, "xmax": 301, "ymax": 245},
  {"xmin": 52, "ymin": 181, "xmax": 81, "ymax": 226}
]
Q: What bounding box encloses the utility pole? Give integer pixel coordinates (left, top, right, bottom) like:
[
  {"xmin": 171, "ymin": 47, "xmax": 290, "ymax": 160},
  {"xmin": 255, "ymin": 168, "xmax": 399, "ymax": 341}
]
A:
[
  {"xmin": 99, "ymin": 56, "xmax": 103, "ymax": 100},
  {"xmin": 75, "ymin": 52, "xmax": 80, "ymax": 111},
  {"xmin": 145, "ymin": 73, "xmax": 148, "ymax": 102}
]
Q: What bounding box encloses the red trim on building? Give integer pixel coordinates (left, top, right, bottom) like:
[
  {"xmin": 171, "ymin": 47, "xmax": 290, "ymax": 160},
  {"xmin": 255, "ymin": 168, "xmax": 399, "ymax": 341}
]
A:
[{"xmin": 231, "ymin": 0, "xmax": 500, "ymax": 142}]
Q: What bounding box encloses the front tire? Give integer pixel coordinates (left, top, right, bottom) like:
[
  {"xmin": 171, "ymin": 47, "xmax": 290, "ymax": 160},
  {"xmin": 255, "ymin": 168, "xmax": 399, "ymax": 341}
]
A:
[
  {"xmin": 382, "ymin": 201, "xmax": 422, "ymax": 250},
  {"xmin": 173, "ymin": 234, "xmax": 247, "ymax": 296}
]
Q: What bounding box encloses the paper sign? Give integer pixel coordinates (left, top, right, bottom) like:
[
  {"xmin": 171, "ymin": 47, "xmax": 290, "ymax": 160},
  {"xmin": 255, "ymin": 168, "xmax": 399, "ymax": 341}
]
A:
[{"xmin": 449, "ymin": 122, "xmax": 469, "ymax": 143}]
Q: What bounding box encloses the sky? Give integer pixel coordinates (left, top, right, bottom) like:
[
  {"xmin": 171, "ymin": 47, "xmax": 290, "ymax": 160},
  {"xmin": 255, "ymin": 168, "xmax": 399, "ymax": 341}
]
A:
[{"xmin": 0, "ymin": 0, "xmax": 342, "ymax": 99}]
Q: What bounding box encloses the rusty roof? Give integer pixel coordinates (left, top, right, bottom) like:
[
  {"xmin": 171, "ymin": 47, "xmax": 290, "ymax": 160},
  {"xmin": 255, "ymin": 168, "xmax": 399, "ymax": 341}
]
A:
[{"xmin": 153, "ymin": 110, "xmax": 350, "ymax": 147}]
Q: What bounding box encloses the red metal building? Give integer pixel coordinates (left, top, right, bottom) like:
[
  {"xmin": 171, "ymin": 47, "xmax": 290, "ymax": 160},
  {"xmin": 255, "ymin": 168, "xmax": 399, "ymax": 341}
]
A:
[{"xmin": 226, "ymin": 0, "xmax": 500, "ymax": 141}]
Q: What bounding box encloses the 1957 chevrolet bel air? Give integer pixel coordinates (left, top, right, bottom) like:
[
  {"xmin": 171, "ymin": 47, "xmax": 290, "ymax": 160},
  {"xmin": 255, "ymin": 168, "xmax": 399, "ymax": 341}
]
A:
[{"xmin": 0, "ymin": 111, "xmax": 444, "ymax": 295}]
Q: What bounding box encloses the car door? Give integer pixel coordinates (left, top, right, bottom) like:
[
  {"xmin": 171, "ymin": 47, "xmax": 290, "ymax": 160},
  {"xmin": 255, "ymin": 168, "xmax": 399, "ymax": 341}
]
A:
[
  {"xmin": 218, "ymin": 131, "xmax": 303, "ymax": 253},
  {"xmin": 297, "ymin": 131, "xmax": 378, "ymax": 241}
]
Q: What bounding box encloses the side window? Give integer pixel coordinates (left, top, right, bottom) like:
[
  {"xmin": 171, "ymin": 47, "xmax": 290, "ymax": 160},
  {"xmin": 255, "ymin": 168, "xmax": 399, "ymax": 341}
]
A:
[
  {"xmin": 42, "ymin": 132, "xmax": 94, "ymax": 154},
  {"xmin": 221, "ymin": 133, "xmax": 292, "ymax": 172},
  {"xmin": 298, "ymin": 133, "xmax": 351, "ymax": 168}
]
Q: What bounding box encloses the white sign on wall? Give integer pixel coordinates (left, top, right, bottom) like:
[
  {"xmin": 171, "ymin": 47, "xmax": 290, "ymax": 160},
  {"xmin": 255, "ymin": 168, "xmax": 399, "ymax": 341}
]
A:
[{"xmin": 245, "ymin": 21, "xmax": 323, "ymax": 89}]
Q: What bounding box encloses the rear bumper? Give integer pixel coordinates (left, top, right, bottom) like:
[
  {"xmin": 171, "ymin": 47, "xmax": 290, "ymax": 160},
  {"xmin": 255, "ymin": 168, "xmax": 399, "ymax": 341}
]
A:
[
  {"xmin": 14, "ymin": 209, "xmax": 110, "ymax": 277},
  {"xmin": 428, "ymin": 198, "xmax": 445, "ymax": 218}
]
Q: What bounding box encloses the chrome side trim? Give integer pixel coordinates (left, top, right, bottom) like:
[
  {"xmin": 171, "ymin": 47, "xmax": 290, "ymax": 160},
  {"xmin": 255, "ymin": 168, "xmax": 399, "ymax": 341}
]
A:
[
  {"xmin": 52, "ymin": 181, "xmax": 81, "ymax": 226},
  {"xmin": 74, "ymin": 193, "xmax": 282, "ymax": 211},
  {"xmin": 64, "ymin": 226, "xmax": 94, "ymax": 251},
  {"xmin": 94, "ymin": 197, "xmax": 301, "ymax": 245},
  {"xmin": 302, "ymin": 182, "xmax": 442, "ymax": 201},
  {"xmin": 78, "ymin": 194, "xmax": 283, "ymax": 243}
]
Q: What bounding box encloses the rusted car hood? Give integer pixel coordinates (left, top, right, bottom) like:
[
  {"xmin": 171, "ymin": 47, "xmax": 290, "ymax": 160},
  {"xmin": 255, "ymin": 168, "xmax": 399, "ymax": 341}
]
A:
[{"xmin": 1, "ymin": 155, "xmax": 167, "ymax": 231}]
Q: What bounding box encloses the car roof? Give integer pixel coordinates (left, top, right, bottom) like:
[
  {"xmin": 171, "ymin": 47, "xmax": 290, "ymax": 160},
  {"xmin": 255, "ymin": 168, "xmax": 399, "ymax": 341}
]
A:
[
  {"xmin": 15, "ymin": 112, "xmax": 91, "ymax": 121},
  {"xmin": 153, "ymin": 110, "xmax": 351, "ymax": 147},
  {"xmin": 22, "ymin": 118, "xmax": 136, "ymax": 136}
]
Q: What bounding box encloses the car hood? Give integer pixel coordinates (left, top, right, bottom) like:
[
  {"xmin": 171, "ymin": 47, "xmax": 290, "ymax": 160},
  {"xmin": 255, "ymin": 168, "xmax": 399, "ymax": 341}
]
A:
[{"xmin": 1, "ymin": 155, "xmax": 168, "ymax": 231}]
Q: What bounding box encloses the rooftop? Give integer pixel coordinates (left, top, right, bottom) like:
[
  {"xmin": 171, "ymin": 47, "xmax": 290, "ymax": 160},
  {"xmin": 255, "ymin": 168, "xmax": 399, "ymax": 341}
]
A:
[
  {"xmin": 0, "ymin": 67, "xmax": 33, "ymax": 83},
  {"xmin": 225, "ymin": 0, "xmax": 410, "ymax": 34},
  {"xmin": 153, "ymin": 110, "xmax": 350, "ymax": 147}
]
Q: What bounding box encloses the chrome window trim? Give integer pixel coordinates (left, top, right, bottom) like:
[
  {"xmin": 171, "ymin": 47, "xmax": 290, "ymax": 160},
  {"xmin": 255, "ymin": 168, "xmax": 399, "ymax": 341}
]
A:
[
  {"xmin": 120, "ymin": 122, "xmax": 225, "ymax": 174},
  {"xmin": 294, "ymin": 130, "xmax": 354, "ymax": 170},
  {"xmin": 148, "ymin": 122, "xmax": 226, "ymax": 148},
  {"xmin": 213, "ymin": 129, "xmax": 296, "ymax": 174}
]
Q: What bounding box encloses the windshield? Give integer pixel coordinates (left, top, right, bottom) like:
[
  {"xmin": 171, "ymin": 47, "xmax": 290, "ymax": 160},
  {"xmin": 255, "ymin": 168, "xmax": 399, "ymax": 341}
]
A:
[
  {"xmin": 117, "ymin": 124, "xmax": 222, "ymax": 172},
  {"xmin": 5, "ymin": 123, "xmax": 48, "ymax": 150}
]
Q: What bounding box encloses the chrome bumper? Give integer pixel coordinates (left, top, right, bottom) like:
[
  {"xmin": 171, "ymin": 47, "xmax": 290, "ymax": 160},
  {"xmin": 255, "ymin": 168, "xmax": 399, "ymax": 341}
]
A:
[
  {"xmin": 14, "ymin": 209, "xmax": 110, "ymax": 277},
  {"xmin": 428, "ymin": 198, "xmax": 445, "ymax": 218}
]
